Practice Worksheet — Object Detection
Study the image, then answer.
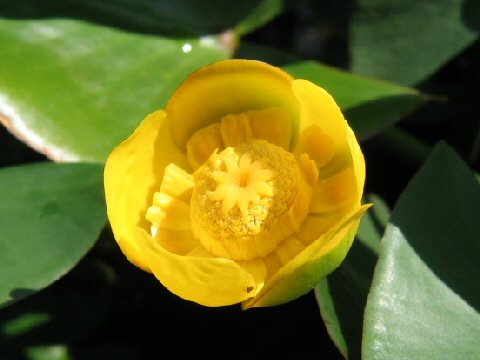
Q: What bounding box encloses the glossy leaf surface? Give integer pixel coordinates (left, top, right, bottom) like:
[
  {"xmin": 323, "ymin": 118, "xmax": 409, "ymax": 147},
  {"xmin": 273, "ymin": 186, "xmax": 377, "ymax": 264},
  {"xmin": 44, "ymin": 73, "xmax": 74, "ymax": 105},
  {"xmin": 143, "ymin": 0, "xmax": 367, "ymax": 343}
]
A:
[
  {"xmin": 0, "ymin": 19, "xmax": 228, "ymax": 162},
  {"xmin": 363, "ymin": 143, "xmax": 480, "ymax": 359}
]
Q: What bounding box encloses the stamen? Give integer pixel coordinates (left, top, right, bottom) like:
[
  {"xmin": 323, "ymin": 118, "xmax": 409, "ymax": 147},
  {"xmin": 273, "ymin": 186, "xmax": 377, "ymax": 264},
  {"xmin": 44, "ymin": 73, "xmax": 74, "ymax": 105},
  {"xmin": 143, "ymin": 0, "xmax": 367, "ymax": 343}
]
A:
[{"xmin": 190, "ymin": 140, "xmax": 315, "ymax": 260}]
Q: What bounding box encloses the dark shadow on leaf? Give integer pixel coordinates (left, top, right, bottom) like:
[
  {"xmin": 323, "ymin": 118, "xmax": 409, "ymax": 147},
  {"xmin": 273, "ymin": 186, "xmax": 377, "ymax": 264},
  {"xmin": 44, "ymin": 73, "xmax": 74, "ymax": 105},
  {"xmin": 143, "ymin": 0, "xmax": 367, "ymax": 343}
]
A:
[
  {"xmin": 9, "ymin": 288, "xmax": 37, "ymax": 303},
  {"xmin": 0, "ymin": 288, "xmax": 38, "ymax": 311}
]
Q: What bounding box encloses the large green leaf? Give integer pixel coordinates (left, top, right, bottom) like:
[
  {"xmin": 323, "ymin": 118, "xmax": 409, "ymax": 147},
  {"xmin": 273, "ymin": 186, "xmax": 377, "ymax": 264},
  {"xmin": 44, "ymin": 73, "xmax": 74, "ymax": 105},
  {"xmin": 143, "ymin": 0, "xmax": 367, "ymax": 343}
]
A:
[
  {"xmin": 0, "ymin": 162, "xmax": 106, "ymax": 308},
  {"xmin": 0, "ymin": 18, "xmax": 228, "ymax": 162},
  {"xmin": 315, "ymin": 195, "xmax": 390, "ymax": 359},
  {"xmin": 350, "ymin": 0, "xmax": 480, "ymax": 85},
  {"xmin": 363, "ymin": 142, "xmax": 480, "ymax": 359}
]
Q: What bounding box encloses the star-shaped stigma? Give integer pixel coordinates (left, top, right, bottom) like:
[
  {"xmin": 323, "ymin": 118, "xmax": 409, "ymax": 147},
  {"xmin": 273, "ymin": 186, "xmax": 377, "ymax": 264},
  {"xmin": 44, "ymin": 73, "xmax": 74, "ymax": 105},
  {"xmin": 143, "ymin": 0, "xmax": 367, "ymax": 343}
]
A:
[{"xmin": 209, "ymin": 153, "xmax": 275, "ymax": 215}]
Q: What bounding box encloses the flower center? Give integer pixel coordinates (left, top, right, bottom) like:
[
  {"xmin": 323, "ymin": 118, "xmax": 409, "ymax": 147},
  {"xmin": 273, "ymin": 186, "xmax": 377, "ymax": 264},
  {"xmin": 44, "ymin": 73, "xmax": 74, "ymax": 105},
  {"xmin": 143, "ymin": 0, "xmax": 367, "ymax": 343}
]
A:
[{"xmin": 190, "ymin": 140, "xmax": 312, "ymax": 260}]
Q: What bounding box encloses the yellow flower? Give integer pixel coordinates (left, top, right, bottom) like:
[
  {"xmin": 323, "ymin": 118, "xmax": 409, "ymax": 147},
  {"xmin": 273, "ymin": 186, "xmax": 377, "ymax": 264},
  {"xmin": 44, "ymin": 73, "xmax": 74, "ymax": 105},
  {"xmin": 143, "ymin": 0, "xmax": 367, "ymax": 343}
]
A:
[{"xmin": 104, "ymin": 60, "xmax": 370, "ymax": 308}]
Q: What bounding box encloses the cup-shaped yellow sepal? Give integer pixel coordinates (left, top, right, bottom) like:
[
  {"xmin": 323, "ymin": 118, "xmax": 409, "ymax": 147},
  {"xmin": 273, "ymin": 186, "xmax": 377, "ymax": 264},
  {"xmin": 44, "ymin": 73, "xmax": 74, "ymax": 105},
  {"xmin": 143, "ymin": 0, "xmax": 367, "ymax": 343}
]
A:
[
  {"xmin": 167, "ymin": 60, "xmax": 300, "ymax": 149},
  {"xmin": 293, "ymin": 79, "xmax": 355, "ymax": 182},
  {"xmin": 104, "ymin": 110, "xmax": 189, "ymax": 270},
  {"xmin": 242, "ymin": 204, "xmax": 371, "ymax": 308},
  {"xmin": 134, "ymin": 227, "xmax": 260, "ymax": 307}
]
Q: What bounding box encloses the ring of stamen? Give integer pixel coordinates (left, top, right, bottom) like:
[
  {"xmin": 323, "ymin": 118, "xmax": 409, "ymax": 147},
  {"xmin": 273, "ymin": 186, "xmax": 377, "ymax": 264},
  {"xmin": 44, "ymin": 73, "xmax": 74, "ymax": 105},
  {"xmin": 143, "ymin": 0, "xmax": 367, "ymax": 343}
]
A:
[{"xmin": 190, "ymin": 140, "xmax": 313, "ymax": 260}]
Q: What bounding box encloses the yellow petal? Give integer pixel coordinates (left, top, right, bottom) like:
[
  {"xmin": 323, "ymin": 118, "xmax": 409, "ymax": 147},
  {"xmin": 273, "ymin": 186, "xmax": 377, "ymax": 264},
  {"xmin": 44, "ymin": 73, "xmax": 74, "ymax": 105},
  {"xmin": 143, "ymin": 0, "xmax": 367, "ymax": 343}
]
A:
[
  {"xmin": 292, "ymin": 79, "xmax": 353, "ymax": 178},
  {"xmin": 135, "ymin": 228, "xmax": 258, "ymax": 307},
  {"xmin": 243, "ymin": 204, "xmax": 371, "ymax": 308},
  {"xmin": 185, "ymin": 107, "xmax": 293, "ymax": 168},
  {"xmin": 146, "ymin": 193, "xmax": 191, "ymax": 230},
  {"xmin": 293, "ymin": 125, "xmax": 335, "ymax": 170},
  {"xmin": 220, "ymin": 107, "xmax": 293, "ymax": 149},
  {"xmin": 298, "ymin": 153, "xmax": 319, "ymax": 186},
  {"xmin": 248, "ymin": 107, "xmax": 292, "ymax": 150},
  {"xmin": 286, "ymin": 168, "xmax": 314, "ymax": 231},
  {"xmin": 159, "ymin": 163, "xmax": 194, "ymax": 203},
  {"xmin": 309, "ymin": 167, "xmax": 358, "ymax": 214},
  {"xmin": 167, "ymin": 60, "xmax": 300, "ymax": 148},
  {"xmin": 220, "ymin": 112, "xmax": 254, "ymax": 146},
  {"xmin": 262, "ymin": 252, "xmax": 284, "ymax": 280},
  {"xmin": 294, "ymin": 213, "xmax": 340, "ymax": 247},
  {"xmin": 104, "ymin": 110, "xmax": 188, "ymax": 271},
  {"xmin": 251, "ymin": 226, "xmax": 284, "ymax": 259},
  {"xmin": 186, "ymin": 123, "xmax": 224, "ymax": 171},
  {"xmin": 275, "ymin": 236, "xmax": 306, "ymax": 265}
]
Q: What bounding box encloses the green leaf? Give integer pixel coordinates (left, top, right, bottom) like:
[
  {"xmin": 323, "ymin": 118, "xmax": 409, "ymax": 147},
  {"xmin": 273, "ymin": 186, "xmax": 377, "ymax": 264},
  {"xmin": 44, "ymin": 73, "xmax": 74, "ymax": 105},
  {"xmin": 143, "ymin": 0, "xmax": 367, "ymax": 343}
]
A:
[
  {"xmin": 315, "ymin": 195, "xmax": 390, "ymax": 359},
  {"xmin": 282, "ymin": 61, "xmax": 427, "ymax": 140},
  {"xmin": 350, "ymin": 0, "xmax": 480, "ymax": 85},
  {"xmin": 315, "ymin": 281, "xmax": 348, "ymax": 358},
  {"xmin": 0, "ymin": 162, "xmax": 106, "ymax": 308},
  {"xmin": 363, "ymin": 142, "xmax": 480, "ymax": 359},
  {"xmin": 0, "ymin": 19, "xmax": 228, "ymax": 162}
]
